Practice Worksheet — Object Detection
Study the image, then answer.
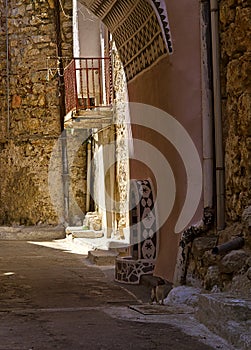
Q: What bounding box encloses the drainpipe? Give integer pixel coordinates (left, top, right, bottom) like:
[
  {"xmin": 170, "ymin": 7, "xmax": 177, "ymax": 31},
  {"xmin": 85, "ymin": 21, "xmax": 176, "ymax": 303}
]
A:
[
  {"xmin": 53, "ymin": 0, "xmax": 69, "ymax": 225},
  {"xmin": 210, "ymin": 0, "xmax": 225, "ymax": 230},
  {"xmin": 53, "ymin": 0, "xmax": 66, "ymax": 129},
  {"xmin": 201, "ymin": 0, "xmax": 214, "ymax": 209},
  {"xmin": 61, "ymin": 131, "xmax": 69, "ymax": 225},
  {"xmin": 212, "ymin": 236, "xmax": 244, "ymax": 255},
  {"xmin": 5, "ymin": 0, "xmax": 10, "ymax": 134},
  {"xmin": 86, "ymin": 140, "xmax": 92, "ymax": 213}
]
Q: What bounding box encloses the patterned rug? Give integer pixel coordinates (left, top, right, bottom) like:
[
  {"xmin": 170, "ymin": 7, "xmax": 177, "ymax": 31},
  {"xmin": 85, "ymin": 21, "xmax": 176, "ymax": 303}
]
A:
[
  {"xmin": 130, "ymin": 179, "xmax": 158, "ymax": 261},
  {"xmin": 115, "ymin": 179, "xmax": 159, "ymax": 284}
]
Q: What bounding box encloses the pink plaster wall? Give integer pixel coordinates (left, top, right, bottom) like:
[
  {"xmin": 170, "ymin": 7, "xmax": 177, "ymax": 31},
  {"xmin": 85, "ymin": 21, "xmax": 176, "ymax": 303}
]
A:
[{"xmin": 127, "ymin": 0, "xmax": 203, "ymax": 282}]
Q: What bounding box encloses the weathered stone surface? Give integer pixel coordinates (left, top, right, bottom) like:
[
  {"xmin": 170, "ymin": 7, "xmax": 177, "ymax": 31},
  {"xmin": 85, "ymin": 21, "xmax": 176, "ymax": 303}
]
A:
[
  {"xmin": 191, "ymin": 236, "xmax": 218, "ymax": 257},
  {"xmin": 186, "ymin": 219, "xmax": 251, "ymax": 295},
  {"xmin": 246, "ymin": 256, "xmax": 251, "ymax": 267},
  {"xmin": 164, "ymin": 286, "xmax": 201, "ymax": 307},
  {"xmin": 196, "ymin": 293, "xmax": 251, "ymax": 350},
  {"xmin": 83, "ymin": 212, "xmax": 102, "ymax": 231},
  {"xmin": 202, "ymin": 250, "xmax": 221, "ymax": 267},
  {"xmin": 247, "ymin": 267, "xmax": 251, "ymax": 280},
  {"xmin": 242, "ymin": 206, "xmax": 251, "ymax": 248},
  {"xmin": 11, "ymin": 95, "xmax": 22, "ymax": 108},
  {"xmin": 0, "ymin": 226, "xmax": 22, "ymax": 234},
  {"xmin": 220, "ymin": 250, "xmax": 249, "ymax": 274},
  {"xmin": 72, "ymin": 230, "xmax": 103, "ymax": 239},
  {"xmin": 217, "ymin": 223, "xmax": 242, "ymax": 245},
  {"xmin": 0, "ymin": 225, "xmax": 65, "ymax": 240},
  {"xmin": 0, "ymin": 138, "xmax": 62, "ymax": 225},
  {"xmin": 229, "ymin": 271, "xmax": 251, "ymax": 298},
  {"xmin": 242, "ymin": 206, "xmax": 251, "ymax": 227},
  {"xmin": 220, "ymin": 1, "xmax": 251, "ymax": 222},
  {"xmin": 0, "ymin": 0, "xmax": 73, "ymax": 225},
  {"xmin": 67, "ymin": 136, "xmax": 87, "ymax": 221},
  {"xmin": 204, "ymin": 265, "xmax": 222, "ymax": 290},
  {"xmin": 221, "ymin": 7, "xmax": 251, "ymax": 56},
  {"xmin": 200, "ymin": 0, "xmax": 251, "ymax": 297},
  {"xmin": 112, "ymin": 44, "xmax": 130, "ymax": 237},
  {"xmin": 88, "ymin": 249, "xmax": 118, "ymax": 266}
]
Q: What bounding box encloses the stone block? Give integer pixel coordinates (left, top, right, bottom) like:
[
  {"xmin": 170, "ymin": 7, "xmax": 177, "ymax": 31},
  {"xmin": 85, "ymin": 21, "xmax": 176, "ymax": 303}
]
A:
[
  {"xmin": 191, "ymin": 236, "xmax": 218, "ymax": 258},
  {"xmin": 230, "ymin": 273, "xmax": 251, "ymax": 298},
  {"xmin": 0, "ymin": 226, "xmax": 65, "ymax": 241},
  {"xmin": 12, "ymin": 95, "xmax": 22, "ymax": 108},
  {"xmin": 204, "ymin": 265, "xmax": 222, "ymax": 290},
  {"xmin": 242, "ymin": 206, "xmax": 251, "ymax": 224},
  {"xmin": 164, "ymin": 286, "xmax": 201, "ymax": 307},
  {"xmin": 88, "ymin": 249, "xmax": 118, "ymax": 266},
  {"xmin": 220, "ymin": 250, "xmax": 249, "ymax": 274},
  {"xmin": 217, "ymin": 223, "xmax": 242, "ymax": 245},
  {"xmin": 196, "ymin": 293, "xmax": 251, "ymax": 349},
  {"xmin": 247, "ymin": 267, "xmax": 251, "ymax": 280},
  {"xmin": 71, "ymin": 230, "xmax": 103, "ymax": 239}
]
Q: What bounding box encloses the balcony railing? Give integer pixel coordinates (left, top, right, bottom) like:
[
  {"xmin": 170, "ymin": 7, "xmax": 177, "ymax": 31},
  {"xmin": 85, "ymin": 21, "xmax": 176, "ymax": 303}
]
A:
[{"xmin": 64, "ymin": 57, "xmax": 113, "ymax": 115}]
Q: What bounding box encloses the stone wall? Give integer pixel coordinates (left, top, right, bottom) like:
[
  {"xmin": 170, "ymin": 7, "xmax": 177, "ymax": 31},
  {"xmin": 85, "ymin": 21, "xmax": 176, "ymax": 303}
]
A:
[
  {"xmin": 183, "ymin": 1, "xmax": 251, "ymax": 295},
  {"xmin": 113, "ymin": 44, "xmax": 130, "ymax": 239},
  {"xmin": 186, "ymin": 207, "xmax": 250, "ymax": 297},
  {"xmin": 0, "ymin": 0, "xmax": 73, "ymax": 225},
  {"xmin": 220, "ymin": 0, "xmax": 251, "ymax": 222}
]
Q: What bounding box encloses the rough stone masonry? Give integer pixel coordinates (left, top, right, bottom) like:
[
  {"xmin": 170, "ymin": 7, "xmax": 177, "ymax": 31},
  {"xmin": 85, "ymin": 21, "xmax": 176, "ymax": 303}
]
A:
[
  {"xmin": 0, "ymin": 0, "xmax": 73, "ymax": 225},
  {"xmin": 220, "ymin": 0, "xmax": 251, "ymax": 222},
  {"xmin": 180, "ymin": 0, "xmax": 251, "ymax": 296}
]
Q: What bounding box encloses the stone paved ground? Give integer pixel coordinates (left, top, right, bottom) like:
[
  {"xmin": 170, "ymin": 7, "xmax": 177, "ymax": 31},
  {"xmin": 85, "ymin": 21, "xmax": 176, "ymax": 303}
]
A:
[{"xmin": 0, "ymin": 240, "xmax": 233, "ymax": 350}]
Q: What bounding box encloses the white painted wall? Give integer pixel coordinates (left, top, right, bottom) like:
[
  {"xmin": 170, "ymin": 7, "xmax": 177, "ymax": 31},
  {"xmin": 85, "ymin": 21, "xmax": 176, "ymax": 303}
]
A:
[
  {"xmin": 73, "ymin": 2, "xmax": 106, "ymax": 102},
  {"xmin": 76, "ymin": 1, "xmax": 101, "ymax": 58},
  {"xmin": 72, "ymin": 3, "xmax": 108, "ymax": 233}
]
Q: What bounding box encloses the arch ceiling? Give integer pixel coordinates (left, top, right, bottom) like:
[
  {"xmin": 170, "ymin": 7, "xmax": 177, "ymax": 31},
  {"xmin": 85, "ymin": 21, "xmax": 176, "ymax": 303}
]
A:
[{"xmin": 79, "ymin": 0, "xmax": 172, "ymax": 81}]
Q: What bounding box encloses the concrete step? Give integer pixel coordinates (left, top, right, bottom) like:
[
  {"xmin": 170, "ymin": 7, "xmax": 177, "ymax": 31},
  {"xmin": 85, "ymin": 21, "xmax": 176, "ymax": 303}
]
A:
[
  {"xmin": 87, "ymin": 249, "xmax": 118, "ymax": 266},
  {"xmin": 196, "ymin": 293, "xmax": 251, "ymax": 349}
]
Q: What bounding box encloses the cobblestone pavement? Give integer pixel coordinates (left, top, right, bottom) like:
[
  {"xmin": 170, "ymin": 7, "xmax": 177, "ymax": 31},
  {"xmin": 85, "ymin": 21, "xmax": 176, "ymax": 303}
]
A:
[{"xmin": 0, "ymin": 240, "xmax": 232, "ymax": 350}]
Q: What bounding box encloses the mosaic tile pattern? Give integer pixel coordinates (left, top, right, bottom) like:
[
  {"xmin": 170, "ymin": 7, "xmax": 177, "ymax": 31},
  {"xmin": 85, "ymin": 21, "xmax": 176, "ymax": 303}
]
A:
[
  {"xmin": 130, "ymin": 180, "xmax": 158, "ymax": 261},
  {"xmin": 115, "ymin": 179, "xmax": 159, "ymax": 284},
  {"xmin": 149, "ymin": 0, "xmax": 172, "ymax": 53},
  {"xmin": 80, "ymin": 0, "xmax": 172, "ymax": 81},
  {"xmin": 115, "ymin": 257, "xmax": 155, "ymax": 284}
]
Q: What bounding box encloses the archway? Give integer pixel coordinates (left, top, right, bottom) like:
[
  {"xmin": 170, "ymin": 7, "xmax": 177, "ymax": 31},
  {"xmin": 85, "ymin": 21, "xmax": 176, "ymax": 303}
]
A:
[
  {"xmin": 71, "ymin": 0, "xmax": 205, "ymax": 283},
  {"xmin": 79, "ymin": 0, "xmax": 172, "ymax": 82}
]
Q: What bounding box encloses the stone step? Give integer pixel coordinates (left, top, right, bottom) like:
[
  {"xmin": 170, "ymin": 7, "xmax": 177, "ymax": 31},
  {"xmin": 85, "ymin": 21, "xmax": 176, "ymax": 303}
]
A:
[
  {"xmin": 66, "ymin": 227, "xmax": 104, "ymax": 239},
  {"xmin": 87, "ymin": 249, "xmax": 118, "ymax": 266},
  {"xmin": 196, "ymin": 293, "xmax": 251, "ymax": 350},
  {"xmin": 0, "ymin": 226, "xmax": 65, "ymax": 241},
  {"xmin": 72, "ymin": 231, "xmax": 103, "ymax": 239}
]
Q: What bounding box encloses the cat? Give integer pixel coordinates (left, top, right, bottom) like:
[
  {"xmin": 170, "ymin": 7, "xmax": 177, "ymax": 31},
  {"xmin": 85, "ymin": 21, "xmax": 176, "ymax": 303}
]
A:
[{"xmin": 150, "ymin": 279, "xmax": 173, "ymax": 305}]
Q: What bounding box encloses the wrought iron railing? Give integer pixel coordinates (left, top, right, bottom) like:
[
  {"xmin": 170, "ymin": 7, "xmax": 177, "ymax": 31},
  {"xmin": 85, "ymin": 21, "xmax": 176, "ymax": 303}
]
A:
[{"xmin": 64, "ymin": 57, "xmax": 113, "ymax": 115}]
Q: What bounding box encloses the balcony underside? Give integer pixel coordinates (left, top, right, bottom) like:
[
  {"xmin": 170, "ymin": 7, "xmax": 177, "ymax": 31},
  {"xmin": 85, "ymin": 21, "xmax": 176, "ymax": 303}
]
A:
[{"xmin": 64, "ymin": 108, "xmax": 113, "ymax": 130}]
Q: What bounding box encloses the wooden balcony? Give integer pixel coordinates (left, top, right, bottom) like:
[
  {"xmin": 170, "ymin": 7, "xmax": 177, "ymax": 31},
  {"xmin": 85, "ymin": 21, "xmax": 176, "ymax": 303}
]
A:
[{"xmin": 64, "ymin": 57, "xmax": 113, "ymax": 129}]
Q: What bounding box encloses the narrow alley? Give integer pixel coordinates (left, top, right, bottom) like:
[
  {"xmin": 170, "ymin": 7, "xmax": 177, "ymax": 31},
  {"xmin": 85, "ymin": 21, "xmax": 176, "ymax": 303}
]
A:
[
  {"xmin": 0, "ymin": 239, "xmax": 232, "ymax": 350},
  {"xmin": 0, "ymin": 1, "xmax": 250, "ymax": 349}
]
